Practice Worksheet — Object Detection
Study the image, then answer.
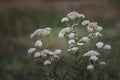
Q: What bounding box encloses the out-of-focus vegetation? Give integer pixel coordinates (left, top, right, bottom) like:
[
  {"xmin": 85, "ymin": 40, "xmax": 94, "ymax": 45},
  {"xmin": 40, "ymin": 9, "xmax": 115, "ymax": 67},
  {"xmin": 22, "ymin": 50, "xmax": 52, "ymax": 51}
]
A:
[
  {"xmin": 0, "ymin": 0, "xmax": 120, "ymax": 80},
  {"xmin": 0, "ymin": 10, "xmax": 120, "ymax": 80}
]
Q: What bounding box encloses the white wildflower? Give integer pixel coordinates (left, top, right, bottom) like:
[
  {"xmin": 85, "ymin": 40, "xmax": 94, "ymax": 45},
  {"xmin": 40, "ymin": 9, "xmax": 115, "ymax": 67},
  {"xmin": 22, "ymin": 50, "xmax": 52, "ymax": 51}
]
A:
[
  {"xmin": 87, "ymin": 64, "xmax": 94, "ymax": 70},
  {"xmin": 48, "ymin": 51, "xmax": 55, "ymax": 56},
  {"xmin": 68, "ymin": 39, "xmax": 75, "ymax": 44},
  {"xmin": 61, "ymin": 17, "xmax": 69, "ymax": 22},
  {"xmin": 95, "ymin": 32, "xmax": 103, "ymax": 37},
  {"xmin": 71, "ymin": 47, "xmax": 78, "ymax": 51},
  {"xmin": 43, "ymin": 60, "xmax": 51, "ymax": 65},
  {"xmin": 53, "ymin": 55, "xmax": 59, "ymax": 59},
  {"xmin": 41, "ymin": 27, "xmax": 51, "ymax": 36},
  {"xmin": 67, "ymin": 49, "xmax": 71, "ymax": 52},
  {"xmin": 45, "ymin": 27, "xmax": 52, "ymax": 31},
  {"xmin": 31, "ymin": 27, "xmax": 51, "ymax": 37},
  {"xmin": 31, "ymin": 29, "xmax": 42, "ymax": 38},
  {"xmin": 41, "ymin": 49, "xmax": 50, "ymax": 55},
  {"xmin": 35, "ymin": 40, "xmax": 43, "ymax": 47},
  {"xmin": 103, "ymin": 45, "xmax": 111, "ymax": 50},
  {"xmin": 40, "ymin": 52, "xmax": 47, "ymax": 57},
  {"xmin": 58, "ymin": 27, "xmax": 71, "ymax": 38},
  {"xmin": 99, "ymin": 62, "xmax": 106, "ymax": 65},
  {"xmin": 34, "ymin": 52, "xmax": 41, "ymax": 58},
  {"xmin": 67, "ymin": 11, "xmax": 84, "ymax": 20},
  {"xmin": 77, "ymin": 42, "xmax": 84, "ymax": 46},
  {"xmin": 90, "ymin": 55, "xmax": 98, "ymax": 61},
  {"xmin": 78, "ymin": 14, "xmax": 85, "ymax": 18},
  {"xmin": 96, "ymin": 26, "xmax": 103, "ymax": 32},
  {"xmin": 88, "ymin": 22, "xmax": 98, "ymax": 28},
  {"xmin": 83, "ymin": 50, "xmax": 100, "ymax": 57},
  {"xmin": 68, "ymin": 33, "xmax": 76, "ymax": 39},
  {"xmin": 30, "ymin": 33, "xmax": 35, "ymax": 38},
  {"xmin": 96, "ymin": 42, "xmax": 104, "ymax": 48},
  {"xmin": 82, "ymin": 20, "xmax": 90, "ymax": 26},
  {"xmin": 79, "ymin": 37, "xmax": 90, "ymax": 43},
  {"xmin": 87, "ymin": 26, "xmax": 94, "ymax": 32},
  {"xmin": 54, "ymin": 49, "xmax": 62, "ymax": 55},
  {"xmin": 28, "ymin": 48, "xmax": 36, "ymax": 54}
]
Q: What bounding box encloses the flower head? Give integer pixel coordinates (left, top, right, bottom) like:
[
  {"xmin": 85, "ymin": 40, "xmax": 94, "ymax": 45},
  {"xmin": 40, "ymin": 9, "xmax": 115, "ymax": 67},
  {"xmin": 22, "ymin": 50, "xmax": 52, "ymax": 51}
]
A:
[
  {"xmin": 34, "ymin": 52, "xmax": 41, "ymax": 58},
  {"xmin": 30, "ymin": 27, "xmax": 51, "ymax": 38},
  {"xmin": 87, "ymin": 64, "xmax": 94, "ymax": 70},
  {"xmin": 54, "ymin": 49, "xmax": 62, "ymax": 55},
  {"xmin": 41, "ymin": 27, "xmax": 51, "ymax": 36},
  {"xmin": 30, "ymin": 33, "xmax": 35, "ymax": 38},
  {"xmin": 28, "ymin": 48, "xmax": 36, "ymax": 54},
  {"xmin": 95, "ymin": 32, "xmax": 103, "ymax": 37},
  {"xmin": 48, "ymin": 51, "xmax": 55, "ymax": 56},
  {"xmin": 87, "ymin": 26, "xmax": 94, "ymax": 32},
  {"xmin": 68, "ymin": 39, "xmax": 75, "ymax": 44},
  {"xmin": 40, "ymin": 52, "xmax": 47, "ymax": 57},
  {"xmin": 96, "ymin": 26, "xmax": 103, "ymax": 32},
  {"xmin": 103, "ymin": 45, "xmax": 111, "ymax": 50},
  {"xmin": 88, "ymin": 22, "xmax": 98, "ymax": 28},
  {"xmin": 58, "ymin": 27, "xmax": 71, "ymax": 38},
  {"xmin": 79, "ymin": 37, "xmax": 90, "ymax": 43},
  {"xmin": 96, "ymin": 42, "xmax": 104, "ymax": 48},
  {"xmin": 82, "ymin": 20, "xmax": 90, "ymax": 26},
  {"xmin": 83, "ymin": 50, "xmax": 100, "ymax": 57},
  {"xmin": 90, "ymin": 55, "xmax": 98, "ymax": 61},
  {"xmin": 68, "ymin": 33, "xmax": 76, "ymax": 39},
  {"xmin": 41, "ymin": 49, "xmax": 50, "ymax": 55},
  {"xmin": 67, "ymin": 11, "xmax": 85, "ymax": 20},
  {"xmin": 61, "ymin": 17, "xmax": 69, "ymax": 22},
  {"xmin": 35, "ymin": 40, "xmax": 43, "ymax": 47},
  {"xmin": 71, "ymin": 47, "xmax": 78, "ymax": 51},
  {"xmin": 43, "ymin": 60, "xmax": 51, "ymax": 65},
  {"xmin": 77, "ymin": 42, "xmax": 84, "ymax": 46}
]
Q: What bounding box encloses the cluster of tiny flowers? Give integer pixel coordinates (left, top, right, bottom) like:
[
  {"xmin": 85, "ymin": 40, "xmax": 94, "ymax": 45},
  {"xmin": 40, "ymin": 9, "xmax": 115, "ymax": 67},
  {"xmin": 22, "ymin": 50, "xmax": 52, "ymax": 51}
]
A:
[
  {"xmin": 59, "ymin": 11, "xmax": 86, "ymax": 54},
  {"xmin": 96, "ymin": 42, "xmax": 111, "ymax": 50},
  {"xmin": 28, "ymin": 27, "xmax": 62, "ymax": 65},
  {"xmin": 81, "ymin": 19, "xmax": 111, "ymax": 71},
  {"xmin": 83, "ymin": 50, "xmax": 107, "ymax": 71},
  {"xmin": 67, "ymin": 11, "xmax": 85, "ymax": 20},
  {"xmin": 60, "ymin": 11, "xmax": 85, "ymax": 23},
  {"xmin": 83, "ymin": 42, "xmax": 111, "ymax": 71},
  {"xmin": 59, "ymin": 11, "xmax": 111, "ymax": 71},
  {"xmin": 58, "ymin": 27, "xmax": 71, "ymax": 38},
  {"xmin": 81, "ymin": 21, "xmax": 103, "ymax": 39},
  {"xmin": 30, "ymin": 27, "xmax": 52, "ymax": 38}
]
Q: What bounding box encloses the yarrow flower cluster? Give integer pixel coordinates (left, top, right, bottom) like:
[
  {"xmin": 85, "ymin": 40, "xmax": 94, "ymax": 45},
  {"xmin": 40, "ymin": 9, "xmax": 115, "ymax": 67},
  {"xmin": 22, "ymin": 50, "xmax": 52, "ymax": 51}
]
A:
[
  {"xmin": 61, "ymin": 17, "xmax": 69, "ymax": 22},
  {"xmin": 59, "ymin": 11, "xmax": 111, "ymax": 71},
  {"xmin": 96, "ymin": 42, "xmax": 111, "ymax": 50},
  {"xmin": 83, "ymin": 50, "xmax": 105, "ymax": 70},
  {"xmin": 28, "ymin": 27, "xmax": 62, "ymax": 65},
  {"xmin": 83, "ymin": 50, "xmax": 100, "ymax": 57},
  {"xmin": 58, "ymin": 27, "xmax": 71, "ymax": 38},
  {"xmin": 67, "ymin": 11, "xmax": 85, "ymax": 20},
  {"xmin": 27, "ymin": 11, "xmax": 112, "ymax": 80},
  {"xmin": 30, "ymin": 27, "xmax": 52, "ymax": 38}
]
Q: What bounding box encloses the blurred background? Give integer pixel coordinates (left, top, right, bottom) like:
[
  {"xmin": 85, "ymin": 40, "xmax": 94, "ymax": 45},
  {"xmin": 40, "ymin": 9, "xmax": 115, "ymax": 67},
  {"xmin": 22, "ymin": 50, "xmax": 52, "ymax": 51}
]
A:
[{"xmin": 0, "ymin": 0, "xmax": 120, "ymax": 80}]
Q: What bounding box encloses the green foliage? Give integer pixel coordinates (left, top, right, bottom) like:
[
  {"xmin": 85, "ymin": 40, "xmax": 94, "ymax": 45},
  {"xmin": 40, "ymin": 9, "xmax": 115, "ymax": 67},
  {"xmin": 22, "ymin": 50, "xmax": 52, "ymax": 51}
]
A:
[{"xmin": 0, "ymin": 55, "xmax": 47, "ymax": 80}]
